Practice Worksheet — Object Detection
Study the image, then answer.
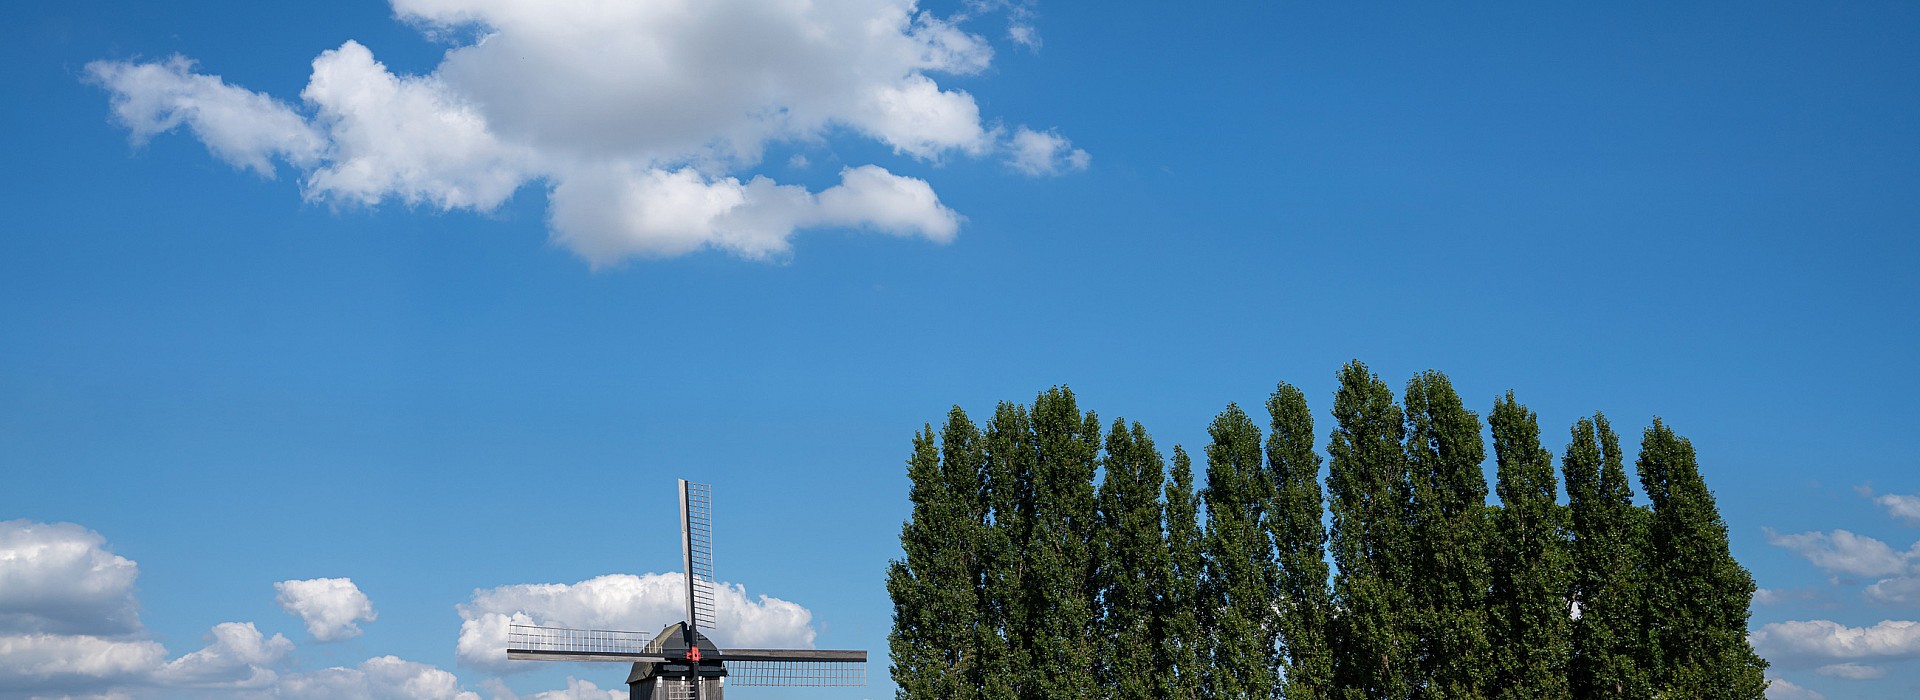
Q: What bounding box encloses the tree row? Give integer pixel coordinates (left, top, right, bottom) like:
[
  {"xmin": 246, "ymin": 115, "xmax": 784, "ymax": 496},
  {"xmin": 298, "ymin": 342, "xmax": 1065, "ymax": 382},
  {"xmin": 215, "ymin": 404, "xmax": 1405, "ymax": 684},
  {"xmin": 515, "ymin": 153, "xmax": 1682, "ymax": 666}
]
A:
[{"xmin": 887, "ymin": 361, "xmax": 1768, "ymax": 700}]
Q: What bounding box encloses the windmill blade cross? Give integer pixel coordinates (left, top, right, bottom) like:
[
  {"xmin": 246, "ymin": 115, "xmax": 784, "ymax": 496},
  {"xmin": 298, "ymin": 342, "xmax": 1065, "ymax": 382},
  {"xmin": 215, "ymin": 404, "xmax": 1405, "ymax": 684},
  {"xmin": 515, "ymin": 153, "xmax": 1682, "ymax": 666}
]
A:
[{"xmin": 501, "ymin": 478, "xmax": 867, "ymax": 696}]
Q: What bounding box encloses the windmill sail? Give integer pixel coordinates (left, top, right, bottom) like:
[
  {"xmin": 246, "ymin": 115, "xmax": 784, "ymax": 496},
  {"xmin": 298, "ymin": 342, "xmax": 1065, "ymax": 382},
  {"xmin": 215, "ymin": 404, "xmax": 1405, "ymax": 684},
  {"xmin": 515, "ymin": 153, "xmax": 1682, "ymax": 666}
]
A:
[
  {"xmin": 506, "ymin": 624, "xmax": 670, "ymax": 662},
  {"xmin": 680, "ymin": 480, "xmax": 717, "ymax": 632}
]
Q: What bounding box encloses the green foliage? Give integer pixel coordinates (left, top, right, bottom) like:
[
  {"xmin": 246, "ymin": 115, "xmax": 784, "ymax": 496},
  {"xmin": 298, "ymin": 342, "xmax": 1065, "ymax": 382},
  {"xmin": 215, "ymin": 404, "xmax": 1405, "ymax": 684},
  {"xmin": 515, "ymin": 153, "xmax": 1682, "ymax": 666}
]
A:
[
  {"xmin": 1328, "ymin": 361, "xmax": 1417, "ymax": 700},
  {"xmin": 1403, "ymin": 371, "xmax": 1493, "ymax": 699},
  {"xmin": 1267, "ymin": 383, "xmax": 1334, "ymax": 700},
  {"xmin": 890, "ymin": 377, "xmax": 1771, "ymax": 700},
  {"xmin": 1158, "ymin": 446, "xmax": 1206, "ymax": 700},
  {"xmin": 980, "ymin": 400, "xmax": 1034, "ymax": 700},
  {"xmin": 1095, "ymin": 419, "xmax": 1169, "ymax": 700},
  {"xmin": 1487, "ymin": 394, "xmax": 1570, "ymax": 700},
  {"xmin": 1201, "ymin": 403, "xmax": 1279, "ymax": 699},
  {"xmin": 1021, "ymin": 387, "xmax": 1103, "ymax": 700},
  {"xmin": 1637, "ymin": 420, "xmax": 1768, "ymax": 699},
  {"xmin": 887, "ymin": 410, "xmax": 990, "ymax": 700},
  {"xmin": 1563, "ymin": 414, "xmax": 1652, "ymax": 699}
]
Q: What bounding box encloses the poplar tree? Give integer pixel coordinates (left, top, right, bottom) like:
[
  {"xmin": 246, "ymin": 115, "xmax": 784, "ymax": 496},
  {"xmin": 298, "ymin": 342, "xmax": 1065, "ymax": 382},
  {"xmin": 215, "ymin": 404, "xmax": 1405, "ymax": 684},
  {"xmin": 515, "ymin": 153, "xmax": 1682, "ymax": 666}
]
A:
[
  {"xmin": 1328, "ymin": 361, "xmax": 1416, "ymax": 700},
  {"xmin": 1095, "ymin": 419, "xmax": 1168, "ymax": 700},
  {"xmin": 1563, "ymin": 413, "xmax": 1651, "ymax": 699},
  {"xmin": 887, "ymin": 409, "xmax": 989, "ymax": 700},
  {"xmin": 1267, "ymin": 382, "xmax": 1333, "ymax": 700},
  {"xmin": 1637, "ymin": 420, "xmax": 1768, "ymax": 699},
  {"xmin": 1486, "ymin": 394, "xmax": 1570, "ymax": 700},
  {"xmin": 981, "ymin": 400, "xmax": 1035, "ymax": 700},
  {"xmin": 1201, "ymin": 404, "xmax": 1279, "ymax": 699},
  {"xmin": 886, "ymin": 425, "xmax": 957, "ymax": 700},
  {"xmin": 1403, "ymin": 371, "xmax": 1493, "ymax": 699},
  {"xmin": 1158, "ymin": 446, "xmax": 1206, "ymax": 700},
  {"xmin": 1023, "ymin": 387, "xmax": 1102, "ymax": 700}
]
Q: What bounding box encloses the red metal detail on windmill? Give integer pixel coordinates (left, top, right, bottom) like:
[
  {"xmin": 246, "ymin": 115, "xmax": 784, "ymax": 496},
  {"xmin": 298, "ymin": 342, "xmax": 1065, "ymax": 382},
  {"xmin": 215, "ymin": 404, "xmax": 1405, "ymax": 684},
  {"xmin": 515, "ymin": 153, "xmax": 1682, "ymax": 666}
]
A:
[{"xmin": 686, "ymin": 645, "xmax": 702, "ymax": 662}]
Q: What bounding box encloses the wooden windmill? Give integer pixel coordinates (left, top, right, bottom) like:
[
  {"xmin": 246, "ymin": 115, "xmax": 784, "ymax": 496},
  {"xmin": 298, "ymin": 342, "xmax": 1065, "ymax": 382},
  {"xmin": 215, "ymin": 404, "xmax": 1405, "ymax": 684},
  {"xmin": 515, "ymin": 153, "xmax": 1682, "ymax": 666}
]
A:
[{"xmin": 506, "ymin": 480, "xmax": 866, "ymax": 699}]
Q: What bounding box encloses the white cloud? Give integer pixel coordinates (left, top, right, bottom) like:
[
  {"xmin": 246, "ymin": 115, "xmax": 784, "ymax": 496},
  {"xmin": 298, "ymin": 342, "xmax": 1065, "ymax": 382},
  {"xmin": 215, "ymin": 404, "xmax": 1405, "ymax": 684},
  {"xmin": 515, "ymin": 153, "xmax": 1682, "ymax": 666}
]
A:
[
  {"xmin": 0, "ymin": 633, "xmax": 166, "ymax": 692},
  {"xmin": 1877, "ymin": 494, "xmax": 1920, "ymax": 525},
  {"xmin": 455, "ymin": 573, "xmax": 814, "ymax": 674},
  {"xmin": 1766, "ymin": 676, "xmax": 1825, "ymax": 700},
  {"xmin": 0, "ymin": 521, "xmax": 485, "ymax": 700},
  {"xmin": 1751, "ymin": 619, "xmax": 1920, "ymax": 666},
  {"xmin": 276, "ymin": 577, "xmax": 378, "ymax": 642},
  {"xmin": 151, "ymin": 622, "xmax": 293, "ymax": 689},
  {"xmin": 1813, "ymin": 662, "xmax": 1886, "ymax": 680},
  {"xmin": 1006, "ymin": 126, "xmax": 1090, "ymax": 177},
  {"xmin": 301, "ymin": 41, "xmax": 530, "ymax": 211},
  {"xmin": 1008, "ymin": 23, "xmax": 1041, "ymax": 50},
  {"xmin": 1865, "ymin": 575, "xmax": 1920, "ymax": 606},
  {"xmin": 274, "ymin": 656, "xmax": 482, "ymax": 700},
  {"xmin": 0, "ymin": 521, "xmax": 142, "ymax": 636},
  {"xmin": 1764, "ymin": 529, "xmax": 1914, "ymax": 579},
  {"xmin": 0, "ymin": 622, "xmax": 295, "ymax": 698},
  {"xmin": 483, "ymin": 677, "xmax": 623, "ymax": 700},
  {"xmin": 546, "ymin": 165, "xmax": 959, "ymax": 264},
  {"xmin": 89, "ymin": 0, "xmax": 1078, "ymax": 265},
  {"xmin": 85, "ymin": 57, "xmax": 325, "ymax": 176}
]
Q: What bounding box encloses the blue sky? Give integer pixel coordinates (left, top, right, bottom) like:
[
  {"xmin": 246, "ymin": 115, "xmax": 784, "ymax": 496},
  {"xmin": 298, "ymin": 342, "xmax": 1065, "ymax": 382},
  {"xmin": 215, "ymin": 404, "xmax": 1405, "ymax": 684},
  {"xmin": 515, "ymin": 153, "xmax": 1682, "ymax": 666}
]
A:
[{"xmin": 3, "ymin": 1, "xmax": 1918, "ymax": 698}]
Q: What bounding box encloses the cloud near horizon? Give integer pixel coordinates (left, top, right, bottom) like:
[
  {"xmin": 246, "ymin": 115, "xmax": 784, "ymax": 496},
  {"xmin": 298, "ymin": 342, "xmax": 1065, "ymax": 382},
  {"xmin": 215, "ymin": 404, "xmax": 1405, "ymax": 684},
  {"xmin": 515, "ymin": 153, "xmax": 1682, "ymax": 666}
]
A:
[
  {"xmin": 87, "ymin": 0, "xmax": 1084, "ymax": 266},
  {"xmin": 0, "ymin": 520, "xmax": 653, "ymax": 700},
  {"xmin": 455, "ymin": 572, "xmax": 815, "ymax": 674}
]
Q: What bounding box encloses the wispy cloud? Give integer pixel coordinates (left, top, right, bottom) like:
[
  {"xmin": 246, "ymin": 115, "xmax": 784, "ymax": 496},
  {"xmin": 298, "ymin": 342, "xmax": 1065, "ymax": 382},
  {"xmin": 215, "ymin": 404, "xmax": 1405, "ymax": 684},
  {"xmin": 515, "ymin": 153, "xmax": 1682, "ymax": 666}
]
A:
[
  {"xmin": 1764, "ymin": 528, "xmax": 1915, "ymax": 579},
  {"xmin": 1814, "ymin": 662, "xmax": 1886, "ymax": 680},
  {"xmin": 1766, "ymin": 675, "xmax": 1826, "ymax": 700},
  {"xmin": 1876, "ymin": 493, "xmax": 1920, "ymax": 526},
  {"xmin": 1751, "ymin": 619, "xmax": 1920, "ymax": 666}
]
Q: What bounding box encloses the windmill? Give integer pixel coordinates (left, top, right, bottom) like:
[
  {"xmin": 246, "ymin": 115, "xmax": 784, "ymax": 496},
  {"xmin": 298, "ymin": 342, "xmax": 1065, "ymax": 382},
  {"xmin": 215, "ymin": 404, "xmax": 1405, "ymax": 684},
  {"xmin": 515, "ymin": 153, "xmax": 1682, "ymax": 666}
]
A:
[{"xmin": 506, "ymin": 480, "xmax": 866, "ymax": 699}]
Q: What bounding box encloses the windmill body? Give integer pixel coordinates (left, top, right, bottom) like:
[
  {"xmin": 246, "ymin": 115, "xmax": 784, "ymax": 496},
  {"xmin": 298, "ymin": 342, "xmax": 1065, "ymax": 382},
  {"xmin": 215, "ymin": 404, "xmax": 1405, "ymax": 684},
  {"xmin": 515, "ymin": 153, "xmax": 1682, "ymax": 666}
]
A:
[{"xmin": 506, "ymin": 480, "xmax": 866, "ymax": 699}]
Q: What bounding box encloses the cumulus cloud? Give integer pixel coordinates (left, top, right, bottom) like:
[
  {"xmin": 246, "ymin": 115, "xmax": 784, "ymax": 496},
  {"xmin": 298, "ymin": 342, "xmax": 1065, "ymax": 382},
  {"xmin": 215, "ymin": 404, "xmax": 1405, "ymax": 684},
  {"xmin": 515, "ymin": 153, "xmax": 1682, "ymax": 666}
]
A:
[
  {"xmin": 1750, "ymin": 619, "xmax": 1920, "ymax": 667},
  {"xmin": 0, "ymin": 622, "xmax": 294, "ymax": 698},
  {"xmin": 1006, "ymin": 126, "xmax": 1090, "ymax": 176},
  {"xmin": 1765, "ymin": 676, "xmax": 1825, "ymax": 700},
  {"xmin": 0, "ymin": 633, "xmax": 166, "ymax": 693},
  {"xmin": 483, "ymin": 677, "xmax": 623, "ymax": 700},
  {"xmin": 547, "ymin": 164, "xmax": 959, "ymax": 264},
  {"xmin": 89, "ymin": 0, "xmax": 1079, "ymax": 265},
  {"xmin": 0, "ymin": 520, "xmax": 486, "ymax": 700},
  {"xmin": 1877, "ymin": 493, "xmax": 1920, "ymax": 525},
  {"xmin": 273, "ymin": 656, "xmax": 481, "ymax": 700},
  {"xmin": 455, "ymin": 573, "xmax": 814, "ymax": 674},
  {"xmin": 0, "ymin": 521, "xmax": 142, "ymax": 636},
  {"xmin": 150, "ymin": 622, "xmax": 293, "ymax": 689},
  {"xmin": 1764, "ymin": 529, "xmax": 1915, "ymax": 579},
  {"xmin": 276, "ymin": 577, "xmax": 378, "ymax": 642}
]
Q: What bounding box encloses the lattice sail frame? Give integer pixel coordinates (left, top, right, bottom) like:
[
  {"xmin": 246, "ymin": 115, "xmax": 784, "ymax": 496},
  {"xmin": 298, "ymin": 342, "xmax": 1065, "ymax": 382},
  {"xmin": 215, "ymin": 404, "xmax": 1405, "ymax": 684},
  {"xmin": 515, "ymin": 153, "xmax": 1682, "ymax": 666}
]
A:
[
  {"xmin": 728, "ymin": 660, "xmax": 866, "ymax": 687},
  {"xmin": 506, "ymin": 624, "xmax": 667, "ymax": 661},
  {"xmin": 681, "ymin": 480, "xmax": 717, "ymax": 632}
]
